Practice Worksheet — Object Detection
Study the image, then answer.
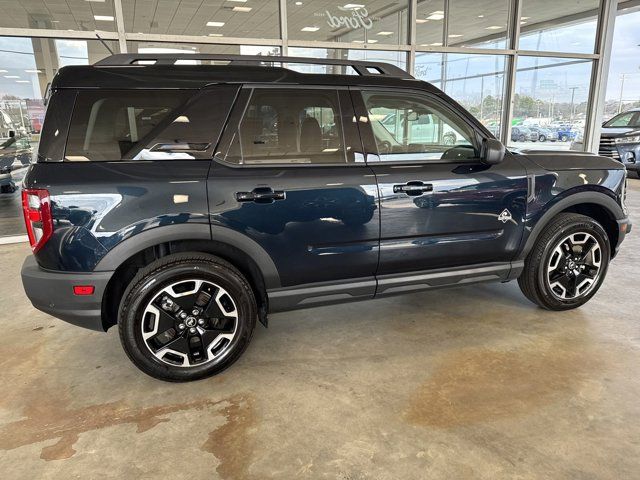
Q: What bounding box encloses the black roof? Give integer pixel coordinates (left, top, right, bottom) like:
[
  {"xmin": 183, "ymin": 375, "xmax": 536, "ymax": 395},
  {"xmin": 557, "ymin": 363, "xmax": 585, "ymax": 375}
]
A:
[{"xmin": 52, "ymin": 53, "xmax": 430, "ymax": 91}]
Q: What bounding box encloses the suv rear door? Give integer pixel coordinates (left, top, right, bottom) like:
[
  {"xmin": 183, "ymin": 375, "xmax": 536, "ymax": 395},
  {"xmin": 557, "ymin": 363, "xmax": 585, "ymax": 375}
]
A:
[
  {"xmin": 351, "ymin": 88, "xmax": 527, "ymax": 289},
  {"xmin": 208, "ymin": 86, "xmax": 379, "ymax": 310}
]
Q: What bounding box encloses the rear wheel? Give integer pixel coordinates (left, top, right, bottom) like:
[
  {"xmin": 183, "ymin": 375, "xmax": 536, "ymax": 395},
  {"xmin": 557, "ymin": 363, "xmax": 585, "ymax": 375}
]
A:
[
  {"xmin": 518, "ymin": 213, "xmax": 610, "ymax": 310},
  {"xmin": 118, "ymin": 253, "xmax": 257, "ymax": 382}
]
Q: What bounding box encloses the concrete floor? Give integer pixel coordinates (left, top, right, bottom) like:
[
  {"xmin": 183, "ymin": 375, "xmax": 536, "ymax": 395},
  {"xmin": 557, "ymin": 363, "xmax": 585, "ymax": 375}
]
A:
[{"xmin": 1, "ymin": 181, "xmax": 639, "ymax": 480}]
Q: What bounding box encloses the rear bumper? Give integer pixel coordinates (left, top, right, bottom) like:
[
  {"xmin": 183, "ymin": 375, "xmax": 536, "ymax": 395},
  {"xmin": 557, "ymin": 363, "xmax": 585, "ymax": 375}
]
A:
[{"xmin": 21, "ymin": 256, "xmax": 113, "ymax": 331}]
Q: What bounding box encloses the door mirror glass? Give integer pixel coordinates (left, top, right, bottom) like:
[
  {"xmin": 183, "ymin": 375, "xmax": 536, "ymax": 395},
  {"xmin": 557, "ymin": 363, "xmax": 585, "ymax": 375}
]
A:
[{"xmin": 481, "ymin": 138, "xmax": 505, "ymax": 165}]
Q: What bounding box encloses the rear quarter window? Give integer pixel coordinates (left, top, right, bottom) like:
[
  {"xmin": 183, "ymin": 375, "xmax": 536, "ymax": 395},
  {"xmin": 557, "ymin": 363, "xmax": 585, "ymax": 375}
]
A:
[{"xmin": 64, "ymin": 89, "xmax": 198, "ymax": 161}]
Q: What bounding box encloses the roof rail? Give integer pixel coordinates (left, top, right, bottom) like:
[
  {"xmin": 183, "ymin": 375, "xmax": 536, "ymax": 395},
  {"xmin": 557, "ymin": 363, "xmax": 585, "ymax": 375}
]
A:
[{"xmin": 94, "ymin": 53, "xmax": 414, "ymax": 79}]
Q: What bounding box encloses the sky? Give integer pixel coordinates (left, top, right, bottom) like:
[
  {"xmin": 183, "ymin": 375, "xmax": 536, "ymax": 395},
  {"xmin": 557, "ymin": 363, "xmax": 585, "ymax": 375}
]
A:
[{"xmin": 605, "ymin": 9, "xmax": 640, "ymax": 103}]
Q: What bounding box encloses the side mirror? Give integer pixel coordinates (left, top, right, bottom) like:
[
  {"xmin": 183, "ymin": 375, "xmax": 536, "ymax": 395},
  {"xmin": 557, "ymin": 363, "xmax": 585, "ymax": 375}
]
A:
[{"xmin": 481, "ymin": 138, "xmax": 505, "ymax": 165}]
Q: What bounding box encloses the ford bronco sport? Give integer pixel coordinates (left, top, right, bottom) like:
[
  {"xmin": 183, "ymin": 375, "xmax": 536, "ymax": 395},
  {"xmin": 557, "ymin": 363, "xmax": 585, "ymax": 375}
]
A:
[{"xmin": 21, "ymin": 54, "xmax": 632, "ymax": 381}]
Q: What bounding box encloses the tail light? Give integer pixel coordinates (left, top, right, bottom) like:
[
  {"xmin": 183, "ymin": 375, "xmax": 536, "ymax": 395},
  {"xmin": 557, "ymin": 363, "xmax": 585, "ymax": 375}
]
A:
[{"xmin": 21, "ymin": 188, "xmax": 53, "ymax": 253}]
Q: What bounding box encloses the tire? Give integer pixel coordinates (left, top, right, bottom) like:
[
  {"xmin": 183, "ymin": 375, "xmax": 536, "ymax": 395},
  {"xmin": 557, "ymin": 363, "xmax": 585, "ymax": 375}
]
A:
[
  {"xmin": 560, "ymin": 135, "xmax": 569, "ymax": 142},
  {"xmin": 539, "ymin": 135, "xmax": 546, "ymax": 142},
  {"xmin": 519, "ymin": 134, "xmax": 525, "ymax": 142},
  {"xmin": 518, "ymin": 213, "xmax": 610, "ymax": 311},
  {"xmin": 118, "ymin": 252, "xmax": 257, "ymax": 382}
]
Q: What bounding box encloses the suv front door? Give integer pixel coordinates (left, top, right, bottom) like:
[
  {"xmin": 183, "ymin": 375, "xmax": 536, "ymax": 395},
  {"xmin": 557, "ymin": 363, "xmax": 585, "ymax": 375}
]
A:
[
  {"xmin": 208, "ymin": 86, "xmax": 379, "ymax": 310},
  {"xmin": 352, "ymin": 88, "xmax": 527, "ymax": 287}
]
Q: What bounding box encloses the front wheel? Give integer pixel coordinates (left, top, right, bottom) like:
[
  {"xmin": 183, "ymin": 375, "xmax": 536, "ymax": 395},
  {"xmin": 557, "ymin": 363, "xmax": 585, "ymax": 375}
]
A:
[
  {"xmin": 518, "ymin": 213, "xmax": 610, "ymax": 310},
  {"xmin": 118, "ymin": 253, "xmax": 257, "ymax": 382}
]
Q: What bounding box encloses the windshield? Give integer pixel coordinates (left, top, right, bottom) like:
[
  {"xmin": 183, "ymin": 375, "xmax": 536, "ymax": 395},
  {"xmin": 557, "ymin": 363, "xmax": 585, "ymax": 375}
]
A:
[{"xmin": 604, "ymin": 111, "xmax": 640, "ymax": 128}]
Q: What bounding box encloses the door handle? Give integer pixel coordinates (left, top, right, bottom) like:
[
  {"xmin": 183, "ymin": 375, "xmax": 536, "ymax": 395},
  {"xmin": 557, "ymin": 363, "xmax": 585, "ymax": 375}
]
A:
[
  {"xmin": 393, "ymin": 181, "xmax": 433, "ymax": 196},
  {"xmin": 236, "ymin": 187, "xmax": 286, "ymax": 203}
]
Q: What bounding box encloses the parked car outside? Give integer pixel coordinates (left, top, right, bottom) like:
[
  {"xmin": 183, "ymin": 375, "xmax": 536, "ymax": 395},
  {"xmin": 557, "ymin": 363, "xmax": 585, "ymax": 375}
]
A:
[
  {"xmin": 552, "ymin": 125, "xmax": 578, "ymax": 142},
  {"xmin": 527, "ymin": 126, "xmax": 558, "ymax": 142},
  {"xmin": 571, "ymin": 109, "xmax": 640, "ymax": 178},
  {"xmin": 20, "ymin": 53, "xmax": 632, "ymax": 381},
  {"xmin": 511, "ymin": 126, "xmax": 539, "ymax": 142}
]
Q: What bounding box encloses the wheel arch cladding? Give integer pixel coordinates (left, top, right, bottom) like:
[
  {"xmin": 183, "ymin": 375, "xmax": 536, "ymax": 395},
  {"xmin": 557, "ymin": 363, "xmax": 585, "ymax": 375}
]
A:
[
  {"xmin": 99, "ymin": 225, "xmax": 280, "ymax": 330},
  {"xmin": 521, "ymin": 191, "xmax": 624, "ymax": 262}
]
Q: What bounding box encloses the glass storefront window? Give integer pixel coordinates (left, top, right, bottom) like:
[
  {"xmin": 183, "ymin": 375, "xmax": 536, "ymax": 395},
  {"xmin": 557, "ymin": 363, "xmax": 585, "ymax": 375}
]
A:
[
  {"xmin": 447, "ymin": 0, "xmax": 511, "ymax": 49},
  {"xmin": 415, "ymin": 53, "xmax": 506, "ymax": 138},
  {"xmin": 414, "ymin": 52, "xmax": 443, "ymax": 87},
  {"xmin": 0, "ymin": 0, "xmax": 117, "ymax": 31},
  {"xmin": 123, "ymin": 0, "xmax": 280, "ymax": 39},
  {"xmin": 519, "ymin": 0, "xmax": 600, "ymax": 54},
  {"xmin": 286, "ymin": 1, "xmax": 409, "ymax": 45},
  {"xmin": 511, "ymin": 56, "xmax": 593, "ymax": 149},
  {"xmin": 288, "ymin": 47, "xmax": 407, "ymax": 74},
  {"xmin": 415, "ymin": 0, "xmax": 446, "ymax": 47},
  {"xmin": 444, "ymin": 54, "xmax": 506, "ymax": 139},
  {"xmin": 0, "ymin": 37, "xmax": 116, "ymax": 237},
  {"xmin": 127, "ymin": 42, "xmax": 281, "ymax": 58}
]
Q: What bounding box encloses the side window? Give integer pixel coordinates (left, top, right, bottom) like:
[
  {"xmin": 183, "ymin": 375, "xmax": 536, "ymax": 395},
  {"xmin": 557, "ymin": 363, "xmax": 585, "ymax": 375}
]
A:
[
  {"xmin": 65, "ymin": 90, "xmax": 192, "ymax": 161},
  {"xmin": 226, "ymin": 88, "xmax": 355, "ymax": 165},
  {"xmin": 362, "ymin": 91, "xmax": 477, "ymax": 162}
]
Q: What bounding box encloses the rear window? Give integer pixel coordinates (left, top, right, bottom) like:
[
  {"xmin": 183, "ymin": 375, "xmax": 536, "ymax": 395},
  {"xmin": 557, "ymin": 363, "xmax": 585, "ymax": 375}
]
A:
[{"xmin": 65, "ymin": 90, "xmax": 192, "ymax": 161}]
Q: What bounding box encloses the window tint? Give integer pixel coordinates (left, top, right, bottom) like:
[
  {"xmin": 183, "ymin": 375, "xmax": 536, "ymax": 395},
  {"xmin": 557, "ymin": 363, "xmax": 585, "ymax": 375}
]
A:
[
  {"xmin": 65, "ymin": 90, "xmax": 192, "ymax": 161},
  {"xmin": 226, "ymin": 88, "xmax": 354, "ymax": 165},
  {"xmin": 362, "ymin": 91, "xmax": 477, "ymax": 162}
]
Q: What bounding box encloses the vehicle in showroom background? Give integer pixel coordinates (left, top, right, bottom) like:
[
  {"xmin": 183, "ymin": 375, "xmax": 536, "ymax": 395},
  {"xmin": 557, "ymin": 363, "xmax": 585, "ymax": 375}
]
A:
[
  {"xmin": 571, "ymin": 108, "xmax": 640, "ymax": 178},
  {"xmin": 20, "ymin": 54, "xmax": 632, "ymax": 381}
]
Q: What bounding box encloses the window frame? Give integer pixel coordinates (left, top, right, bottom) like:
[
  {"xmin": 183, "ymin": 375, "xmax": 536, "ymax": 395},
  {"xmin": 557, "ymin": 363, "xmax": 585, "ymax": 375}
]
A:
[
  {"xmin": 351, "ymin": 87, "xmax": 487, "ymax": 165},
  {"xmin": 215, "ymin": 84, "xmax": 365, "ymax": 169}
]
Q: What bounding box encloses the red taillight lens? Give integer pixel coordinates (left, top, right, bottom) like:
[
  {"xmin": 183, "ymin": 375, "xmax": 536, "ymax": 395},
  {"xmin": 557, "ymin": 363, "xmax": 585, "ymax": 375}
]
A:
[
  {"xmin": 21, "ymin": 188, "xmax": 53, "ymax": 253},
  {"xmin": 73, "ymin": 285, "xmax": 95, "ymax": 296}
]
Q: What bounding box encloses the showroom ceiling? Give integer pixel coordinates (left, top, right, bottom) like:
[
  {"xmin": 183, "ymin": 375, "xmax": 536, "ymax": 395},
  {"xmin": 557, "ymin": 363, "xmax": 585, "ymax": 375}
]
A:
[{"xmin": 0, "ymin": 0, "xmax": 606, "ymax": 46}]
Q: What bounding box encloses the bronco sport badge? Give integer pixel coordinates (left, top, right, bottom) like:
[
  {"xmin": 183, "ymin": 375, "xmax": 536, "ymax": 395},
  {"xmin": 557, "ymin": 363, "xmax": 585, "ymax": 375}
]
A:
[{"xmin": 498, "ymin": 209, "xmax": 513, "ymax": 224}]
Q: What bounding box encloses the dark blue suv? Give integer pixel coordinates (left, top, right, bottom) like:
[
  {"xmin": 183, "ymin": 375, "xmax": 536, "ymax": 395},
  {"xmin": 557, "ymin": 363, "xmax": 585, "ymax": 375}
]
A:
[{"xmin": 20, "ymin": 54, "xmax": 632, "ymax": 381}]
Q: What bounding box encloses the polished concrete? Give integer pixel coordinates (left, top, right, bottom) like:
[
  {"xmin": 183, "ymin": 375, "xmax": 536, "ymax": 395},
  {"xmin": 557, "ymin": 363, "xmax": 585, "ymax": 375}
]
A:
[{"xmin": 1, "ymin": 180, "xmax": 639, "ymax": 480}]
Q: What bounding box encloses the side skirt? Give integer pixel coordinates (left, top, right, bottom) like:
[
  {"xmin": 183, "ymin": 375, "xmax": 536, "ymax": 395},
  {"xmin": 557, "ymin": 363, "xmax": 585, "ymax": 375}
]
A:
[{"xmin": 267, "ymin": 262, "xmax": 521, "ymax": 313}]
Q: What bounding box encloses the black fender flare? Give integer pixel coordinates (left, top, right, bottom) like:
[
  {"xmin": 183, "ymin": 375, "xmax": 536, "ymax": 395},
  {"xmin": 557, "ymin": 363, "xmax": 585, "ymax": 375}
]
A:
[
  {"xmin": 94, "ymin": 223, "xmax": 281, "ymax": 289},
  {"xmin": 518, "ymin": 190, "xmax": 624, "ymax": 261}
]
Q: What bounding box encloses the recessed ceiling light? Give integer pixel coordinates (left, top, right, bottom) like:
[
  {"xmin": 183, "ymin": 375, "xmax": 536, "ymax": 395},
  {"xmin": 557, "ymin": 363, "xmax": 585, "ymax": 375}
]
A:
[
  {"xmin": 207, "ymin": 21, "xmax": 225, "ymax": 27},
  {"xmin": 521, "ymin": 16, "xmax": 530, "ymax": 20},
  {"xmin": 485, "ymin": 25, "xmax": 503, "ymax": 30},
  {"xmin": 86, "ymin": 0, "xmax": 106, "ymax": 2},
  {"xmin": 430, "ymin": 42, "xmax": 442, "ymax": 46},
  {"xmin": 227, "ymin": 0, "xmax": 247, "ymax": 2},
  {"xmin": 301, "ymin": 26, "xmax": 319, "ymax": 32},
  {"xmin": 232, "ymin": 6, "xmax": 252, "ymax": 12},
  {"xmin": 4, "ymin": 75, "xmax": 20, "ymax": 79},
  {"xmin": 343, "ymin": 3, "xmax": 364, "ymax": 8},
  {"xmin": 16, "ymin": 80, "xmax": 30, "ymax": 83},
  {"xmin": 478, "ymin": 15, "xmax": 484, "ymax": 18},
  {"xmin": 448, "ymin": 34, "xmax": 463, "ymax": 38},
  {"xmin": 353, "ymin": 40, "xmax": 365, "ymax": 43},
  {"xmin": 295, "ymin": 1, "xmax": 302, "ymax": 4},
  {"xmin": 0, "ymin": 69, "xmax": 7, "ymax": 73},
  {"xmin": 377, "ymin": 31, "xmax": 394, "ymax": 36},
  {"xmin": 94, "ymin": 15, "xmax": 114, "ymax": 21},
  {"xmin": 427, "ymin": 11, "xmax": 444, "ymax": 20},
  {"xmin": 367, "ymin": 39, "xmax": 378, "ymax": 43},
  {"xmin": 520, "ymin": 21, "xmax": 527, "ymax": 25},
  {"xmin": 25, "ymin": 69, "xmax": 41, "ymax": 73},
  {"xmin": 416, "ymin": 19, "xmax": 428, "ymax": 24},
  {"xmin": 208, "ymin": 33, "xmax": 223, "ymax": 37}
]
